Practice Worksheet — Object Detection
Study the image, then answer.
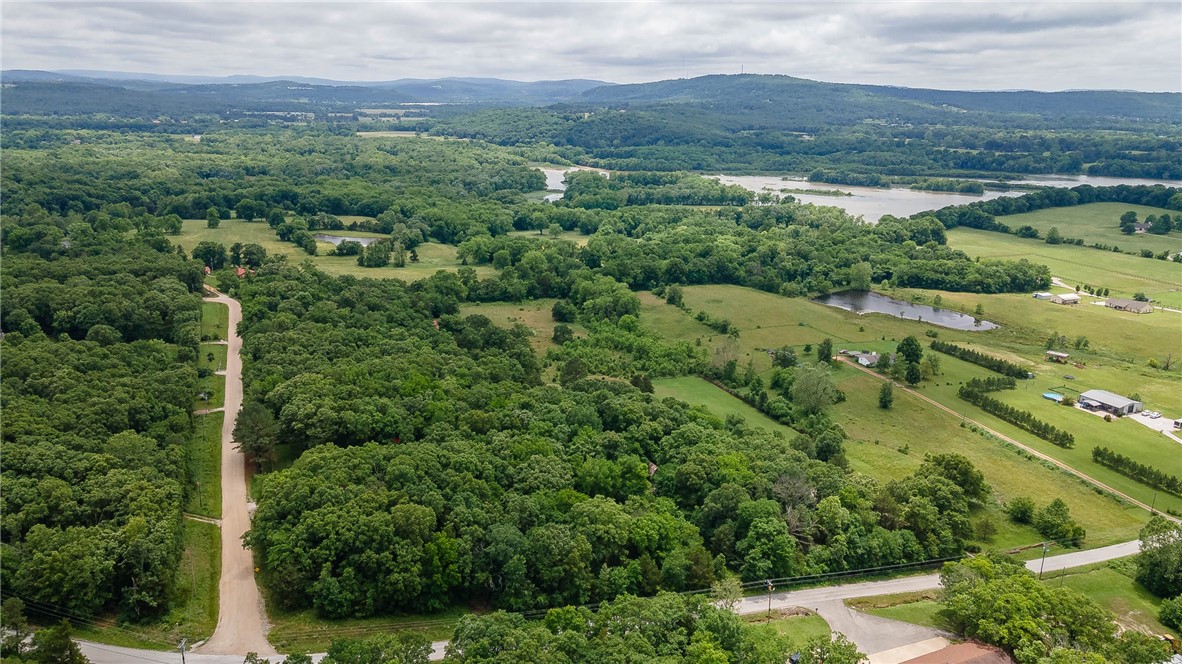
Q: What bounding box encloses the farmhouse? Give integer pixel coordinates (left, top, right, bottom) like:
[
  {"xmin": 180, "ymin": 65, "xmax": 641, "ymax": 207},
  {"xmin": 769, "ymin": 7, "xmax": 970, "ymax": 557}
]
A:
[
  {"xmin": 839, "ymin": 349, "xmax": 881, "ymax": 367},
  {"xmin": 1045, "ymin": 350, "xmax": 1070, "ymax": 363},
  {"xmin": 1050, "ymin": 293, "xmax": 1080, "ymax": 305},
  {"xmin": 1133, "ymin": 222, "xmax": 1151, "ymax": 233},
  {"xmin": 1079, "ymin": 389, "xmax": 1142, "ymax": 415},
  {"xmin": 1032, "ymin": 292, "xmax": 1054, "ymax": 300},
  {"xmin": 1105, "ymin": 298, "xmax": 1153, "ymax": 314}
]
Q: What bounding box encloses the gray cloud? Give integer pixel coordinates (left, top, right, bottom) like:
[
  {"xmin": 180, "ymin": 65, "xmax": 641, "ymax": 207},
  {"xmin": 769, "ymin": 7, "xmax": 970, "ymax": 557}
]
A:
[{"xmin": 2, "ymin": 1, "xmax": 1179, "ymax": 91}]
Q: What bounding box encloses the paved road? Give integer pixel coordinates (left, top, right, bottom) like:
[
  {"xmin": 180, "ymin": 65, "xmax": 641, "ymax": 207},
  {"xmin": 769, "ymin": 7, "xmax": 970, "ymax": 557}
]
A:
[
  {"xmin": 194, "ymin": 289, "xmax": 275, "ymax": 657},
  {"xmin": 839, "ymin": 358, "xmax": 1180, "ymax": 524},
  {"xmin": 80, "ymin": 541, "xmax": 1141, "ymax": 664}
]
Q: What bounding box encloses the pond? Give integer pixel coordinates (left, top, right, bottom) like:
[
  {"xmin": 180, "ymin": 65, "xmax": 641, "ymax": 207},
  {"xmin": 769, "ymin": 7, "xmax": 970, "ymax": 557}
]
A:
[
  {"xmin": 814, "ymin": 291, "xmax": 999, "ymax": 331},
  {"xmin": 538, "ymin": 166, "xmax": 612, "ymax": 202},
  {"xmin": 710, "ymin": 173, "xmax": 1180, "ymax": 223},
  {"xmin": 314, "ymin": 233, "xmax": 381, "ymax": 247}
]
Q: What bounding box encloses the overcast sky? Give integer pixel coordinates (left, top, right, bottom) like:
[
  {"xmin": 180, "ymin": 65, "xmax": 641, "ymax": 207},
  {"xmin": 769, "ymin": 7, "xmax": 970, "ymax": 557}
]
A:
[{"xmin": 3, "ymin": 1, "xmax": 1180, "ymax": 91}]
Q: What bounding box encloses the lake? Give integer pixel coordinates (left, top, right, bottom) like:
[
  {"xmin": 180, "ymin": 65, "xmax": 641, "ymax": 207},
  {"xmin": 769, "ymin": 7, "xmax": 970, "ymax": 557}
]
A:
[
  {"xmin": 710, "ymin": 174, "xmax": 1179, "ymax": 223},
  {"xmin": 538, "ymin": 166, "xmax": 611, "ymax": 202},
  {"xmin": 315, "ymin": 233, "xmax": 381, "ymax": 246},
  {"xmin": 815, "ymin": 291, "xmax": 999, "ymax": 331}
]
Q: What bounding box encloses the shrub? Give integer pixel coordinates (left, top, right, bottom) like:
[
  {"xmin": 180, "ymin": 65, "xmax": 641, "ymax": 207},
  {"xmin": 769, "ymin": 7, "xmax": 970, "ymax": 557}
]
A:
[
  {"xmin": 1160, "ymin": 596, "xmax": 1182, "ymax": 631},
  {"xmin": 1007, "ymin": 496, "xmax": 1036, "ymax": 524}
]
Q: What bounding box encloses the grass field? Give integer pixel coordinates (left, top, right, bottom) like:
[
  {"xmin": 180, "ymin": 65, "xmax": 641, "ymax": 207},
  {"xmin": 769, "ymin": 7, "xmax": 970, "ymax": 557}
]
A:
[
  {"xmin": 199, "ymin": 343, "xmax": 227, "ymax": 372},
  {"xmin": 847, "ymin": 590, "xmax": 950, "ymax": 630},
  {"xmin": 745, "ymin": 611, "xmax": 832, "ymax": 646},
  {"xmin": 461, "ymin": 298, "xmax": 587, "ymax": 355},
  {"xmin": 71, "ymin": 520, "xmax": 221, "ymax": 650},
  {"xmin": 194, "ymin": 374, "xmax": 225, "ymax": 411},
  {"xmin": 265, "ymin": 605, "xmax": 467, "ymax": 653},
  {"xmin": 201, "ymin": 301, "xmax": 229, "ymax": 340},
  {"xmin": 996, "ymin": 203, "xmax": 1182, "ymax": 255},
  {"xmin": 946, "ymin": 228, "xmax": 1182, "ymax": 308},
  {"xmin": 507, "ymin": 229, "xmax": 592, "ymax": 246},
  {"xmin": 187, "ymin": 412, "xmax": 222, "ymax": 519},
  {"xmin": 177, "ymin": 218, "xmax": 493, "ymax": 282}
]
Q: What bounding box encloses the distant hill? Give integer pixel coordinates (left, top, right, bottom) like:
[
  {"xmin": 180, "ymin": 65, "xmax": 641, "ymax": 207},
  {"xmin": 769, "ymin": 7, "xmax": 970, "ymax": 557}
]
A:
[
  {"xmin": 574, "ymin": 74, "xmax": 1181, "ymax": 124},
  {"xmin": 0, "ymin": 70, "xmax": 611, "ymax": 108}
]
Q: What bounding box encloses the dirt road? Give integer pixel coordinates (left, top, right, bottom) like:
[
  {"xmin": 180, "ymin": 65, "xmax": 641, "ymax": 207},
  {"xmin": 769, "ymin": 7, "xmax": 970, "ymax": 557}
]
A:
[
  {"xmin": 839, "ymin": 358, "xmax": 1179, "ymax": 524},
  {"xmin": 195, "ymin": 289, "xmax": 275, "ymax": 656}
]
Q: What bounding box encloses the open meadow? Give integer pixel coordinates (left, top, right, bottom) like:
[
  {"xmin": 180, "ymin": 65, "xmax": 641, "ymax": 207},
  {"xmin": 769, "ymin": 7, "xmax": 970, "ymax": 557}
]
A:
[
  {"xmin": 946, "ymin": 227, "xmax": 1182, "ymax": 308},
  {"xmin": 177, "ymin": 218, "xmax": 492, "ymax": 281},
  {"xmin": 995, "ymin": 202, "xmax": 1182, "ymax": 255},
  {"xmin": 461, "ymin": 298, "xmax": 588, "ymax": 355}
]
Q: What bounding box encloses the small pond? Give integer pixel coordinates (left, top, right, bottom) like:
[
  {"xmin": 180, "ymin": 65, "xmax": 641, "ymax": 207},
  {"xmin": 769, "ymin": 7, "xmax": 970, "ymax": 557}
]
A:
[
  {"xmin": 814, "ymin": 291, "xmax": 999, "ymax": 331},
  {"xmin": 315, "ymin": 234, "xmax": 381, "ymax": 247}
]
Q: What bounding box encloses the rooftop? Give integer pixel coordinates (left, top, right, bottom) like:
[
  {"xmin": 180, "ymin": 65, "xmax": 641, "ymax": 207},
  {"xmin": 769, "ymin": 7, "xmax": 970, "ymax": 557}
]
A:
[{"xmin": 1079, "ymin": 389, "xmax": 1139, "ymax": 409}]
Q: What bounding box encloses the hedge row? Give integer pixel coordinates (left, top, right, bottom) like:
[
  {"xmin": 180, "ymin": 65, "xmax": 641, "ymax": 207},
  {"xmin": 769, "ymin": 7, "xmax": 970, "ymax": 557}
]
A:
[
  {"xmin": 931, "ymin": 340, "xmax": 1029, "ymax": 379},
  {"xmin": 1092, "ymin": 446, "xmax": 1182, "ymax": 496},
  {"xmin": 964, "ymin": 376, "xmax": 1017, "ymax": 393},
  {"xmin": 958, "ymin": 386, "xmax": 1074, "ymax": 448}
]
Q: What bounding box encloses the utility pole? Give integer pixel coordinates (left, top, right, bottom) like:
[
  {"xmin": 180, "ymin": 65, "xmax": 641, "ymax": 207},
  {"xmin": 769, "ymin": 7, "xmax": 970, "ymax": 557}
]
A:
[
  {"xmin": 1038, "ymin": 543, "xmax": 1050, "ymax": 580},
  {"xmin": 765, "ymin": 579, "xmax": 774, "ymax": 622},
  {"xmin": 179, "ymin": 638, "xmax": 187, "ymax": 664}
]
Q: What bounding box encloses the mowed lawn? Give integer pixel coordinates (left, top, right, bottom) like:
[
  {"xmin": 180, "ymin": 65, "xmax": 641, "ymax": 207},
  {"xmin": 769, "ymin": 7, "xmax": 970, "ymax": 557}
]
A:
[
  {"xmin": 201, "ymin": 301, "xmax": 229, "ymax": 340},
  {"xmin": 187, "ymin": 412, "xmax": 222, "ymax": 519},
  {"xmin": 996, "ymin": 202, "xmax": 1182, "ymax": 256},
  {"xmin": 947, "ymin": 228, "xmax": 1182, "ymax": 308},
  {"xmin": 177, "ymin": 218, "xmax": 492, "ymax": 282}
]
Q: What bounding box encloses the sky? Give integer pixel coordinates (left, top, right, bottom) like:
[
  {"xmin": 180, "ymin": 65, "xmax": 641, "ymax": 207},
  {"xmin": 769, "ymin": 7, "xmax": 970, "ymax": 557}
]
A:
[{"xmin": 2, "ymin": 1, "xmax": 1180, "ymax": 92}]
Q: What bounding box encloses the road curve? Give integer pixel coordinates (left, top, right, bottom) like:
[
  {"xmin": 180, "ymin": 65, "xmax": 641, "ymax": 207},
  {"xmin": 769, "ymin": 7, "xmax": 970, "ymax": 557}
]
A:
[
  {"xmin": 195, "ymin": 288, "xmax": 275, "ymax": 656},
  {"xmin": 837, "ymin": 358, "xmax": 1179, "ymax": 524},
  {"xmin": 78, "ymin": 540, "xmax": 1141, "ymax": 664}
]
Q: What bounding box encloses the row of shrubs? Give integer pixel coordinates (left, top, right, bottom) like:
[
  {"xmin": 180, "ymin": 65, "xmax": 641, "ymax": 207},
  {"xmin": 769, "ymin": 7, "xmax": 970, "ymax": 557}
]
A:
[
  {"xmin": 963, "ymin": 376, "xmax": 1017, "ymax": 393},
  {"xmin": 930, "ymin": 340, "xmax": 1029, "ymax": 379},
  {"xmin": 958, "ymin": 386, "xmax": 1075, "ymax": 448},
  {"xmin": 1092, "ymin": 446, "xmax": 1182, "ymax": 497}
]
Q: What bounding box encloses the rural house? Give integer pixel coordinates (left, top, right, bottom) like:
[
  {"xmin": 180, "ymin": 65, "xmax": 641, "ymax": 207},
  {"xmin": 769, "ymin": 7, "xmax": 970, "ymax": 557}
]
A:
[
  {"xmin": 1105, "ymin": 298, "xmax": 1153, "ymax": 314},
  {"xmin": 839, "ymin": 349, "xmax": 881, "ymax": 367},
  {"xmin": 1079, "ymin": 389, "xmax": 1143, "ymax": 415},
  {"xmin": 1050, "ymin": 293, "xmax": 1080, "ymax": 305}
]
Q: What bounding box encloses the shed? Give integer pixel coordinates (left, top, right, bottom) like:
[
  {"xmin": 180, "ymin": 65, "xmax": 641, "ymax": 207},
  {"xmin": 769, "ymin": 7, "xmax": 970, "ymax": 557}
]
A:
[
  {"xmin": 1051, "ymin": 293, "xmax": 1080, "ymax": 305},
  {"xmin": 1045, "ymin": 350, "xmax": 1070, "ymax": 363},
  {"xmin": 1032, "ymin": 292, "xmax": 1054, "ymax": 300},
  {"xmin": 1105, "ymin": 298, "xmax": 1153, "ymax": 314},
  {"xmin": 1079, "ymin": 389, "xmax": 1142, "ymax": 415}
]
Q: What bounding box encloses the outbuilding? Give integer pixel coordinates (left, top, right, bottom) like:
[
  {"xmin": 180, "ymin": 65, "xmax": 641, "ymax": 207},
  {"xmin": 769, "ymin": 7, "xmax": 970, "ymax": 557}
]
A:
[
  {"xmin": 1045, "ymin": 350, "xmax": 1070, "ymax": 363},
  {"xmin": 1079, "ymin": 389, "xmax": 1142, "ymax": 415},
  {"xmin": 1032, "ymin": 292, "xmax": 1054, "ymax": 300},
  {"xmin": 1051, "ymin": 293, "xmax": 1081, "ymax": 305},
  {"xmin": 1105, "ymin": 298, "xmax": 1153, "ymax": 314}
]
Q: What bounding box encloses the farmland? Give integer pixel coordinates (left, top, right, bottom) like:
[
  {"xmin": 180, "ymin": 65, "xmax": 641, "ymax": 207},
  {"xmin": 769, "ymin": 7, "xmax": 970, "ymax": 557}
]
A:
[
  {"xmin": 995, "ymin": 202, "xmax": 1182, "ymax": 255},
  {"xmin": 946, "ymin": 227, "xmax": 1182, "ymax": 308}
]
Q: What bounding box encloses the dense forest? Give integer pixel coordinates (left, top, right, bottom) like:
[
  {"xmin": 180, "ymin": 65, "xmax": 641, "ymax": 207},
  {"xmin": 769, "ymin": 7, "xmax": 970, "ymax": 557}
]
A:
[{"xmin": 0, "ymin": 214, "xmax": 206, "ymax": 619}]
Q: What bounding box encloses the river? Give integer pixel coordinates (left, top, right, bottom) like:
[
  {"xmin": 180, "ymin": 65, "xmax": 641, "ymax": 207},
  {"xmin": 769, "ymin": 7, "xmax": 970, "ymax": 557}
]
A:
[{"xmin": 709, "ymin": 174, "xmax": 1179, "ymax": 223}]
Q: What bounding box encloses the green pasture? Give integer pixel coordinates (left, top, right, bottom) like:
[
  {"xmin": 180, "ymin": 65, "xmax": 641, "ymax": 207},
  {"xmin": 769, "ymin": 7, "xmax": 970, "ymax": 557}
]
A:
[
  {"xmin": 946, "ymin": 228, "xmax": 1182, "ymax": 308},
  {"xmin": 178, "ymin": 218, "xmax": 492, "ymax": 282},
  {"xmin": 996, "ymin": 202, "xmax": 1182, "ymax": 255},
  {"xmin": 187, "ymin": 412, "xmax": 222, "ymax": 519},
  {"xmin": 200, "ymin": 301, "xmax": 229, "ymax": 340},
  {"xmin": 199, "ymin": 343, "xmax": 227, "ymax": 372}
]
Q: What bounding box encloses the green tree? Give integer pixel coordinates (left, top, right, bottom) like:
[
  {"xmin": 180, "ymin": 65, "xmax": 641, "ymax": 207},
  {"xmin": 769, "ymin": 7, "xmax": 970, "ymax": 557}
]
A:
[
  {"xmin": 1007, "ymin": 496, "xmax": 1036, "ymax": 524},
  {"xmin": 798, "ymin": 634, "xmax": 867, "ymax": 664},
  {"xmin": 206, "ymin": 207, "xmax": 221, "ymax": 228},
  {"xmin": 817, "ymin": 338, "xmax": 833, "ymax": 364},
  {"xmin": 1, "ymin": 598, "xmax": 31, "ymax": 660},
  {"xmin": 878, "ymin": 381, "xmax": 893, "ymax": 409},
  {"xmin": 28, "ymin": 621, "xmax": 91, "ymax": 664},
  {"xmin": 1045, "ymin": 226, "xmax": 1063, "ymax": 244},
  {"xmin": 1159, "ymin": 595, "xmax": 1182, "ymax": 631},
  {"xmin": 323, "ymin": 632, "xmax": 432, "ymax": 664},
  {"xmin": 552, "ymin": 299, "xmax": 578, "ymax": 323},
  {"xmin": 773, "ymin": 346, "xmax": 798, "ymax": 368},
  {"xmin": 233, "ymin": 402, "xmax": 279, "ymax": 470},
  {"xmin": 192, "ymin": 241, "xmax": 227, "ymax": 269},
  {"xmin": 1034, "ymin": 498, "xmax": 1085, "ymax": 545},
  {"xmin": 560, "ymin": 358, "xmax": 589, "ymax": 386},
  {"xmin": 897, "ymin": 336, "xmax": 923, "ymax": 364},
  {"xmin": 849, "ymin": 262, "xmax": 872, "ymax": 291},
  {"xmin": 241, "ymin": 243, "xmax": 267, "ymax": 268},
  {"xmin": 552, "ymin": 323, "xmax": 574, "ymax": 346},
  {"xmin": 1150, "ymin": 214, "xmax": 1173, "ymax": 234},
  {"xmin": 665, "ymin": 284, "xmax": 684, "ymax": 307},
  {"xmin": 905, "ymin": 362, "xmax": 921, "ymax": 386},
  {"xmin": 791, "ymin": 362, "xmax": 837, "ymax": 414},
  {"xmin": 1136, "ymin": 516, "xmax": 1182, "ymax": 598}
]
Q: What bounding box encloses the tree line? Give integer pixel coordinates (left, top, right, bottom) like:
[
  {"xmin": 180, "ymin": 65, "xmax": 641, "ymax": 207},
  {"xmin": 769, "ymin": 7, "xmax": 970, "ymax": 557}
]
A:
[
  {"xmin": 1092, "ymin": 447, "xmax": 1182, "ymax": 497},
  {"xmin": 930, "ymin": 340, "xmax": 1031, "ymax": 379},
  {"xmin": 957, "ymin": 386, "xmax": 1075, "ymax": 448}
]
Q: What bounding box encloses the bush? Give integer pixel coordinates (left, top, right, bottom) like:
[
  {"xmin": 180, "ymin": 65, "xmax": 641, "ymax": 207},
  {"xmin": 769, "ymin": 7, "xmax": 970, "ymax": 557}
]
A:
[
  {"xmin": 1007, "ymin": 496, "xmax": 1036, "ymax": 524},
  {"xmin": 1160, "ymin": 596, "xmax": 1182, "ymax": 631}
]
